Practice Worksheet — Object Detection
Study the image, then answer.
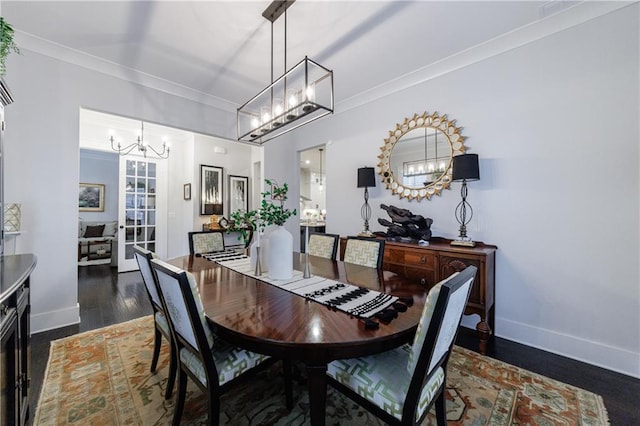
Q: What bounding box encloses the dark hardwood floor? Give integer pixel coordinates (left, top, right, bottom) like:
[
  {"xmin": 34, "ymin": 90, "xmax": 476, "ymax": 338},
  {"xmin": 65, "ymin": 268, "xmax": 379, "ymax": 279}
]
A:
[{"xmin": 29, "ymin": 264, "xmax": 639, "ymax": 425}]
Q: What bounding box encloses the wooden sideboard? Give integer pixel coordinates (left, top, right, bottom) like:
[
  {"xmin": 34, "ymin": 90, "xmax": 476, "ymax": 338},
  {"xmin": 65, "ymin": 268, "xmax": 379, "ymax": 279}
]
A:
[
  {"xmin": 0, "ymin": 254, "xmax": 37, "ymax": 425},
  {"xmin": 340, "ymin": 237, "xmax": 496, "ymax": 354}
]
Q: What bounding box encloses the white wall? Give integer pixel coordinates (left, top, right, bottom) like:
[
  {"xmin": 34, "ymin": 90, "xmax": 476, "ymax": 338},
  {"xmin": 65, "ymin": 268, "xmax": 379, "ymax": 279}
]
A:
[
  {"xmin": 264, "ymin": 6, "xmax": 640, "ymax": 377},
  {"xmin": 191, "ymin": 135, "xmax": 254, "ymax": 226},
  {"xmin": 3, "ymin": 49, "xmax": 237, "ymax": 332}
]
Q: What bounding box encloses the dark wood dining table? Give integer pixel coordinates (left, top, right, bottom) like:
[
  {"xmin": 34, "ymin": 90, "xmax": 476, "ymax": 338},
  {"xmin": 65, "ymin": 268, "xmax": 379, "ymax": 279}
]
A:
[{"xmin": 166, "ymin": 252, "xmax": 429, "ymax": 426}]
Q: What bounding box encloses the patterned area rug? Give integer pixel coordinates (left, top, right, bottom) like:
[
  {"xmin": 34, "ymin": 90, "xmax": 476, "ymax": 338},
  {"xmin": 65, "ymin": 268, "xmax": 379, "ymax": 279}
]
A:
[{"xmin": 35, "ymin": 316, "xmax": 609, "ymax": 425}]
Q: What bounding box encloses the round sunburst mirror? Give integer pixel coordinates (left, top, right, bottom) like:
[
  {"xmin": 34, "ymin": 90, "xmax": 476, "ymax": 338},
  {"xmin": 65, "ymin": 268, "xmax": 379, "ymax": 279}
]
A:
[{"xmin": 377, "ymin": 111, "xmax": 468, "ymax": 201}]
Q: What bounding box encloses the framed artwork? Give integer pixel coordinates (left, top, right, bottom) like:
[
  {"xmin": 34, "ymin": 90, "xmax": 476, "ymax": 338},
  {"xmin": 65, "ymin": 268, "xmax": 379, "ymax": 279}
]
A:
[
  {"xmin": 200, "ymin": 164, "xmax": 223, "ymax": 215},
  {"xmin": 183, "ymin": 183, "xmax": 191, "ymax": 200},
  {"xmin": 229, "ymin": 175, "xmax": 249, "ymax": 214},
  {"xmin": 79, "ymin": 183, "xmax": 105, "ymax": 212}
]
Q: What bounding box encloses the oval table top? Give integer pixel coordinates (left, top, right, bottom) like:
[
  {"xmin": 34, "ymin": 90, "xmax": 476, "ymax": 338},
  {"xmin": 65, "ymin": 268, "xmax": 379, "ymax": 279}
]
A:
[{"xmin": 167, "ymin": 253, "xmax": 428, "ymax": 362}]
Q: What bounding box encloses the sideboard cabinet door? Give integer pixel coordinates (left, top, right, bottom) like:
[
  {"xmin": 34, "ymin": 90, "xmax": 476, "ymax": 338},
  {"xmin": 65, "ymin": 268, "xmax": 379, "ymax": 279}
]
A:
[{"xmin": 0, "ymin": 307, "xmax": 19, "ymax": 425}]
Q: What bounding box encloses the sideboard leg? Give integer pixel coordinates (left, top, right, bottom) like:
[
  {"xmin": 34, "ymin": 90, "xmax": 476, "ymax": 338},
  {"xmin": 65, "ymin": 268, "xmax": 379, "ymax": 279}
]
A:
[{"xmin": 476, "ymin": 320, "xmax": 491, "ymax": 355}]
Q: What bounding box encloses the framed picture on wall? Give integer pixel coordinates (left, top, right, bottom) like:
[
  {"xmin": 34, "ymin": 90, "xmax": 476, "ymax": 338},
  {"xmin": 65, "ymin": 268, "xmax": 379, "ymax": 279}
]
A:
[
  {"xmin": 183, "ymin": 183, "xmax": 191, "ymax": 200},
  {"xmin": 228, "ymin": 175, "xmax": 249, "ymax": 214},
  {"xmin": 79, "ymin": 183, "xmax": 105, "ymax": 212},
  {"xmin": 200, "ymin": 165, "xmax": 223, "ymax": 215}
]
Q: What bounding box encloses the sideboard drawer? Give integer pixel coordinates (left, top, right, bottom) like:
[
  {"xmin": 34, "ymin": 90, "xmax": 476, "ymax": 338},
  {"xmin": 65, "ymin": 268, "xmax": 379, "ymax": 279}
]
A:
[
  {"xmin": 384, "ymin": 248, "xmax": 405, "ymax": 264},
  {"xmin": 402, "ymin": 267, "xmax": 436, "ymax": 286},
  {"xmin": 403, "ymin": 250, "xmax": 436, "ymax": 269}
]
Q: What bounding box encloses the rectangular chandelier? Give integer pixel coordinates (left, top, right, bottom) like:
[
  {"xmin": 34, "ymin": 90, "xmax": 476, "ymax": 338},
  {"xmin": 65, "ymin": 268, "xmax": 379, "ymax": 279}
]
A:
[
  {"xmin": 237, "ymin": 0, "xmax": 333, "ymax": 144},
  {"xmin": 237, "ymin": 56, "xmax": 333, "ymax": 144}
]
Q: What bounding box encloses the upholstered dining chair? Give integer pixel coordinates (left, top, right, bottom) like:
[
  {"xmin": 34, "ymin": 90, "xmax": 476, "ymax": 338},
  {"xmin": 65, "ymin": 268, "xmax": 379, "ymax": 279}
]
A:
[
  {"xmin": 150, "ymin": 258, "xmax": 291, "ymax": 425},
  {"xmin": 343, "ymin": 236, "xmax": 386, "ymax": 268},
  {"xmin": 188, "ymin": 230, "xmax": 225, "ymax": 255},
  {"xmin": 326, "ymin": 265, "xmax": 477, "ymax": 426},
  {"xmin": 132, "ymin": 245, "xmax": 177, "ymax": 399},
  {"xmin": 307, "ymin": 232, "xmax": 340, "ymax": 260}
]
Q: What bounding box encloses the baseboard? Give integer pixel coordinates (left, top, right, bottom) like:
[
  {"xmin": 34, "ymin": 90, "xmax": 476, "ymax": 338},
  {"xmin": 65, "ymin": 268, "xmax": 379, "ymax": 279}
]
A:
[
  {"xmin": 31, "ymin": 303, "xmax": 80, "ymax": 334},
  {"xmin": 497, "ymin": 317, "xmax": 640, "ymax": 379}
]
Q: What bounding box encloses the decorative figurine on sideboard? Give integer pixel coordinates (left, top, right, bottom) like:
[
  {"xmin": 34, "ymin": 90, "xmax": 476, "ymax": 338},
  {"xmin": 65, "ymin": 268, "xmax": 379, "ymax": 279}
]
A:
[{"xmin": 374, "ymin": 204, "xmax": 433, "ymax": 244}]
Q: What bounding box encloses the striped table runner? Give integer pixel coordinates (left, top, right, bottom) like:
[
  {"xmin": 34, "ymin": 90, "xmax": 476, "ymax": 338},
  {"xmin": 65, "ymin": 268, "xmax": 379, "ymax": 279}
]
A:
[{"xmin": 202, "ymin": 252, "xmax": 398, "ymax": 319}]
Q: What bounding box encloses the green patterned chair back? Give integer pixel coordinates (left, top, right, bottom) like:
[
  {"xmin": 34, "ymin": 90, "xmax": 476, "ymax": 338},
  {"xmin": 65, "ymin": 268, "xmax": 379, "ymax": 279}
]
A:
[
  {"xmin": 188, "ymin": 231, "xmax": 225, "ymax": 255},
  {"xmin": 326, "ymin": 266, "xmax": 477, "ymax": 426},
  {"xmin": 307, "ymin": 233, "xmax": 339, "ymax": 260},
  {"xmin": 133, "ymin": 245, "xmax": 162, "ymax": 309},
  {"xmin": 343, "ymin": 237, "xmax": 385, "ymax": 269},
  {"xmin": 150, "ymin": 258, "xmax": 275, "ymax": 424},
  {"xmin": 408, "ymin": 268, "xmax": 475, "ymax": 375},
  {"xmin": 151, "ymin": 259, "xmax": 215, "ymax": 351}
]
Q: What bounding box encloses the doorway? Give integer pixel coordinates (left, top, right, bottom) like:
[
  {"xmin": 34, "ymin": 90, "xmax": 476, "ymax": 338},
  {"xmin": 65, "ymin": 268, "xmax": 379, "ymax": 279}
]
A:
[
  {"xmin": 299, "ymin": 146, "xmax": 326, "ymax": 251},
  {"xmin": 79, "ymin": 109, "xmax": 174, "ymax": 271}
]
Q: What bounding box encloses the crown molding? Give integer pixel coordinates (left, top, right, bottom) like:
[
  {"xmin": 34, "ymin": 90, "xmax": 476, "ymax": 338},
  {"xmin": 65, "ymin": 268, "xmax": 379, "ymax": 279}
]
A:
[
  {"xmin": 14, "ymin": 31, "xmax": 239, "ymax": 113},
  {"xmin": 12, "ymin": 1, "xmax": 634, "ymax": 117},
  {"xmin": 336, "ymin": 1, "xmax": 635, "ymax": 114}
]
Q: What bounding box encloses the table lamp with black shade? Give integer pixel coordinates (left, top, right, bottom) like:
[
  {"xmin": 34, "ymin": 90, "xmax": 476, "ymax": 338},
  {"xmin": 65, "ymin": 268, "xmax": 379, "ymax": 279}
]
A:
[
  {"xmin": 205, "ymin": 203, "xmax": 224, "ymax": 229},
  {"xmin": 357, "ymin": 167, "xmax": 376, "ymax": 237},
  {"xmin": 451, "ymin": 153, "xmax": 480, "ymax": 247}
]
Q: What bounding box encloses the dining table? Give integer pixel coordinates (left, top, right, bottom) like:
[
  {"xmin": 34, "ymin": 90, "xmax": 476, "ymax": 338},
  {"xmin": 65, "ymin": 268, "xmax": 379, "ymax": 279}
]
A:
[{"xmin": 166, "ymin": 252, "xmax": 429, "ymax": 426}]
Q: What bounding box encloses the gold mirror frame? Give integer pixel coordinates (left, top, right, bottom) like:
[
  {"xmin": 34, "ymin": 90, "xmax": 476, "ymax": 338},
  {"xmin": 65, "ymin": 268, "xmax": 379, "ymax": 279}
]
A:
[{"xmin": 377, "ymin": 111, "xmax": 468, "ymax": 201}]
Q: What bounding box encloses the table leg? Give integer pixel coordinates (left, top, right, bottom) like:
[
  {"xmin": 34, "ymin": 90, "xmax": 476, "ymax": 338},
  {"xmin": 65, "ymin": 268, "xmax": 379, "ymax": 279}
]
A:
[{"xmin": 306, "ymin": 363, "xmax": 327, "ymax": 426}]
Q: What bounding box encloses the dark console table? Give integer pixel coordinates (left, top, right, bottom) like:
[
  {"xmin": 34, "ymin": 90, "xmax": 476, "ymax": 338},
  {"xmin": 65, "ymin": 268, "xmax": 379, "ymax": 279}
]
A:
[
  {"xmin": 0, "ymin": 254, "xmax": 37, "ymax": 425},
  {"xmin": 340, "ymin": 237, "xmax": 496, "ymax": 354}
]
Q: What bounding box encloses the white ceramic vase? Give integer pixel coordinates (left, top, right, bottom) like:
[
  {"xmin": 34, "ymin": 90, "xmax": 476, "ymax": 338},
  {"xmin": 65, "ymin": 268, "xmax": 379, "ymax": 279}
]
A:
[{"xmin": 267, "ymin": 225, "xmax": 293, "ymax": 280}]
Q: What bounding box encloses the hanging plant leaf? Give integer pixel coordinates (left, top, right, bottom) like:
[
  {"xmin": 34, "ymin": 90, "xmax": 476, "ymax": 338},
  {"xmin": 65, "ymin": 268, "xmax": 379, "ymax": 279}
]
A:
[{"xmin": 0, "ymin": 17, "xmax": 20, "ymax": 76}]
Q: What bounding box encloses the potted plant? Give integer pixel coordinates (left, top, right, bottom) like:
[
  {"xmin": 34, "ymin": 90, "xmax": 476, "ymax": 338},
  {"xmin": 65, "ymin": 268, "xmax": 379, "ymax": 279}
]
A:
[
  {"xmin": 227, "ymin": 208, "xmax": 259, "ymax": 247},
  {"xmin": 0, "ymin": 18, "xmax": 20, "ymax": 75}
]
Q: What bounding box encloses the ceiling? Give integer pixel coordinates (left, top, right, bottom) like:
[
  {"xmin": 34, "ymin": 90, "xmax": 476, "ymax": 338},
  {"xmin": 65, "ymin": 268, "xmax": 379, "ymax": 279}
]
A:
[
  {"xmin": 3, "ymin": 0, "xmax": 559, "ymax": 109},
  {"xmin": 4, "ymin": 1, "xmax": 571, "ymax": 169}
]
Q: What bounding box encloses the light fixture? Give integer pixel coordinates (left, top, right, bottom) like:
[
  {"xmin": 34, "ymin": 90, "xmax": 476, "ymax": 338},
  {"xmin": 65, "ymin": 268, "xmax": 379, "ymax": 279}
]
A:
[
  {"xmin": 318, "ymin": 148, "xmax": 323, "ymax": 191},
  {"xmin": 357, "ymin": 167, "xmax": 376, "ymax": 237},
  {"xmin": 451, "ymin": 153, "xmax": 480, "ymax": 247},
  {"xmin": 401, "ymin": 127, "xmax": 446, "ymax": 186},
  {"xmin": 237, "ymin": 0, "xmax": 334, "ymax": 144},
  {"xmin": 109, "ymin": 121, "xmax": 170, "ymax": 159}
]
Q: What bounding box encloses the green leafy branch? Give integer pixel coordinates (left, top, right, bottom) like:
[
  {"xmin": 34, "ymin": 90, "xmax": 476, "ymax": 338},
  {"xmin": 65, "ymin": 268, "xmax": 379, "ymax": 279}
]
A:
[
  {"xmin": 226, "ymin": 179, "xmax": 297, "ymax": 243},
  {"xmin": 227, "ymin": 209, "xmax": 259, "ymax": 244},
  {"xmin": 260, "ymin": 179, "xmax": 297, "ymax": 227},
  {"xmin": 0, "ymin": 18, "xmax": 20, "ymax": 76}
]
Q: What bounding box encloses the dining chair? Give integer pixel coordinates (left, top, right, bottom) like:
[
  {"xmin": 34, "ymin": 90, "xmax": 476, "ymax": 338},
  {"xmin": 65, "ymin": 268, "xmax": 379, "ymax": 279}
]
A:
[
  {"xmin": 307, "ymin": 232, "xmax": 340, "ymax": 260},
  {"xmin": 132, "ymin": 245, "xmax": 177, "ymax": 399},
  {"xmin": 343, "ymin": 236, "xmax": 386, "ymax": 268},
  {"xmin": 188, "ymin": 230, "xmax": 225, "ymax": 255},
  {"xmin": 326, "ymin": 265, "xmax": 477, "ymax": 425},
  {"xmin": 150, "ymin": 258, "xmax": 291, "ymax": 425}
]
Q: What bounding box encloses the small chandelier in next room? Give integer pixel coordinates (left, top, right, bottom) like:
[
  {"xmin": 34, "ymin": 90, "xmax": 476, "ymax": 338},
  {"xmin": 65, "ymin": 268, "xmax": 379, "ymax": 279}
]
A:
[
  {"xmin": 237, "ymin": 0, "xmax": 334, "ymax": 144},
  {"xmin": 109, "ymin": 121, "xmax": 170, "ymax": 159}
]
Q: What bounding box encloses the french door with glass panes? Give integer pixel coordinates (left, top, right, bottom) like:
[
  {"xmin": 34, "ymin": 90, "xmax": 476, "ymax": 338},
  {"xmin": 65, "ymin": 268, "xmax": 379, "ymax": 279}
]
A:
[{"xmin": 118, "ymin": 156, "xmax": 167, "ymax": 272}]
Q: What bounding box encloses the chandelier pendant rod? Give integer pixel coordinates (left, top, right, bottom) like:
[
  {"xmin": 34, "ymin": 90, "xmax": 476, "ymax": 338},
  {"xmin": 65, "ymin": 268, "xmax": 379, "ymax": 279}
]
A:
[{"xmin": 283, "ymin": 8, "xmax": 287, "ymax": 101}]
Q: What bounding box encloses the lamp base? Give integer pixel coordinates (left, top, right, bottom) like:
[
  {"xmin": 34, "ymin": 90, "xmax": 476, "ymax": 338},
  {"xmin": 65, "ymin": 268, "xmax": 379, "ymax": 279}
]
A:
[
  {"xmin": 450, "ymin": 239, "xmax": 476, "ymax": 247},
  {"xmin": 357, "ymin": 230, "xmax": 375, "ymax": 238}
]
